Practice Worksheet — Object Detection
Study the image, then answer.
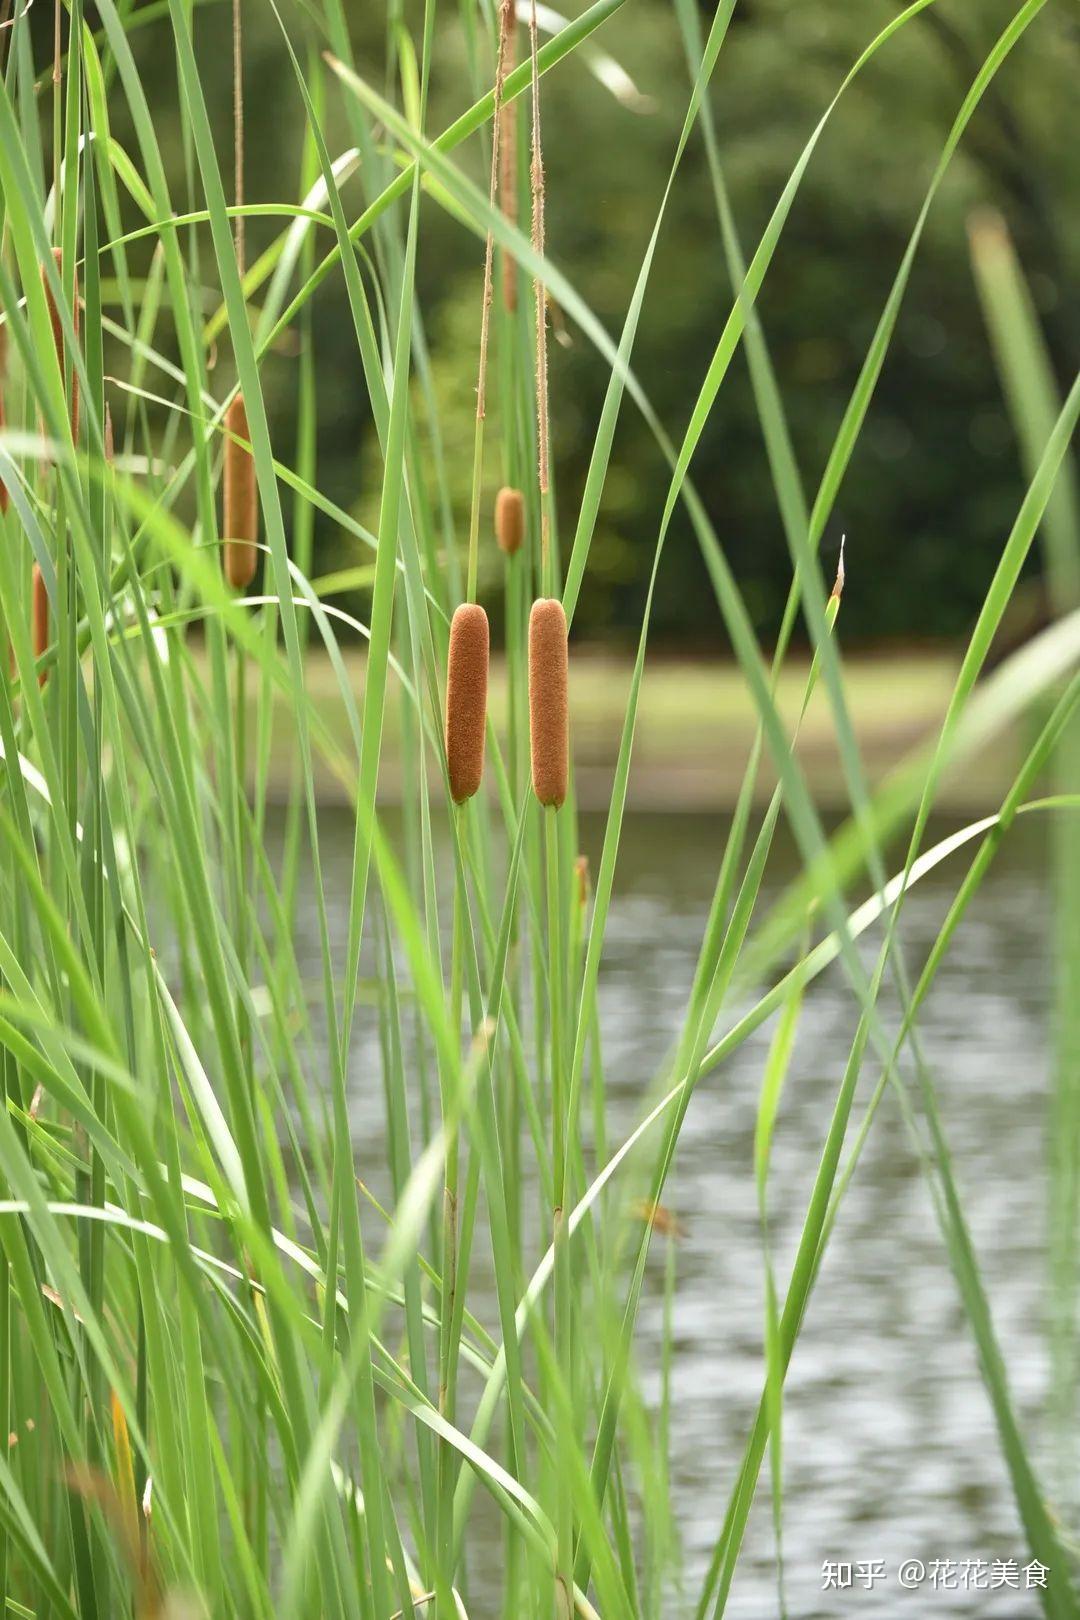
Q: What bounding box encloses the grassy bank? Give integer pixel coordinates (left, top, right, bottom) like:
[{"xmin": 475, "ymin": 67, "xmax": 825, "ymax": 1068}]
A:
[{"xmin": 248, "ymin": 646, "xmax": 1015, "ymax": 810}]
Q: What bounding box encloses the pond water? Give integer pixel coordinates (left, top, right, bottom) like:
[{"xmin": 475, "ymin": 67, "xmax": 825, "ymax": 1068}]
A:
[{"xmin": 281, "ymin": 807, "xmax": 1064, "ymax": 1618}]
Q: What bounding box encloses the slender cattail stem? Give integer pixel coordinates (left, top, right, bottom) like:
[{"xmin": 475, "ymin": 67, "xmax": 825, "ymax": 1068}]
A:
[
  {"xmin": 232, "ymin": 0, "xmax": 245, "ymax": 280},
  {"xmin": 545, "ymin": 803, "xmax": 572, "ymax": 1620},
  {"xmin": 43, "ymin": 248, "xmax": 79, "ymax": 442},
  {"xmin": 464, "ymin": 0, "xmax": 516, "ymax": 603},
  {"xmin": 528, "ymin": 0, "xmax": 552, "ymax": 591},
  {"xmin": 495, "ymin": 485, "xmax": 525, "ymax": 555},
  {"xmin": 445, "ymin": 603, "xmax": 489, "ymax": 803},
  {"xmin": 223, "ymin": 393, "xmax": 258, "ymax": 589},
  {"xmin": 528, "ymin": 597, "xmax": 568, "ymax": 809},
  {"xmin": 31, "ymin": 562, "xmax": 48, "ymax": 687}
]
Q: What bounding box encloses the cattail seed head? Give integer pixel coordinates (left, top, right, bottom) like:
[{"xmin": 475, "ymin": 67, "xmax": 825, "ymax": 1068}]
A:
[
  {"xmin": 495, "ymin": 486, "xmax": 525, "ymax": 555},
  {"xmin": 223, "ymin": 392, "xmax": 258, "ymax": 589},
  {"xmin": 499, "ymin": 97, "xmax": 518, "ymax": 314},
  {"xmin": 43, "ymin": 248, "xmax": 79, "ymax": 443},
  {"xmin": 445, "ymin": 603, "xmax": 490, "ymax": 804},
  {"xmin": 528, "ymin": 597, "xmax": 568, "ymax": 809},
  {"xmin": 32, "ymin": 562, "xmax": 48, "ymax": 687}
]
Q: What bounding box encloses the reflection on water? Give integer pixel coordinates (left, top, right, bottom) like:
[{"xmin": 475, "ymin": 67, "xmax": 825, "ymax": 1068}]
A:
[
  {"xmin": 282, "ymin": 809, "xmax": 1058, "ymax": 1618},
  {"xmin": 587, "ymin": 815, "xmax": 1054, "ymax": 1620}
]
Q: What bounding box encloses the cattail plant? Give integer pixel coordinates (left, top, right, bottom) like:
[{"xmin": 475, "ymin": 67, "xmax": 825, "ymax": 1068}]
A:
[
  {"xmin": 528, "ymin": 596, "xmax": 568, "ymax": 808},
  {"xmin": 31, "ymin": 562, "xmax": 48, "ymax": 687},
  {"xmin": 43, "ymin": 247, "xmax": 79, "ymax": 442},
  {"xmin": 223, "ymin": 393, "xmax": 258, "ymax": 589},
  {"xmin": 445, "ymin": 603, "xmax": 490, "ymax": 803},
  {"xmin": 495, "ymin": 485, "xmax": 525, "ymax": 555}
]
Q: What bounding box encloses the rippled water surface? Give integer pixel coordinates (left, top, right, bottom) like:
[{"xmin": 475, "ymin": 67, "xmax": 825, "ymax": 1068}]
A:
[{"xmin": 283, "ymin": 809, "xmax": 1061, "ymax": 1618}]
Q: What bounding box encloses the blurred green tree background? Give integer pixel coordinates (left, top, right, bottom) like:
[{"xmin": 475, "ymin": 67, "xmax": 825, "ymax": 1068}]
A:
[{"xmin": 102, "ymin": 0, "xmax": 1079, "ymax": 646}]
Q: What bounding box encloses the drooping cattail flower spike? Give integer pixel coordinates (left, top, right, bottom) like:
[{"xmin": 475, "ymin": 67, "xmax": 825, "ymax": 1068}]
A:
[
  {"xmin": 528, "ymin": 597, "xmax": 568, "ymax": 809},
  {"xmin": 32, "ymin": 562, "xmax": 49, "ymax": 687},
  {"xmin": 223, "ymin": 393, "xmax": 259, "ymax": 590},
  {"xmin": 43, "ymin": 248, "xmax": 79, "ymax": 442},
  {"xmin": 477, "ymin": 0, "xmax": 516, "ymax": 426},
  {"xmin": 495, "ymin": 486, "xmax": 525, "ymax": 555},
  {"xmin": 464, "ymin": 0, "xmax": 517, "ymax": 601},
  {"xmin": 445, "ymin": 603, "xmax": 490, "ymax": 805},
  {"xmin": 498, "ymin": 2, "xmax": 518, "ymax": 315}
]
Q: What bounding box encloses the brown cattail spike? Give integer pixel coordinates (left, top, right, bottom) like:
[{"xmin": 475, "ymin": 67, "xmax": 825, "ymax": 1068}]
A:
[
  {"xmin": 223, "ymin": 392, "xmax": 258, "ymax": 589},
  {"xmin": 445, "ymin": 604, "xmax": 490, "ymax": 804},
  {"xmin": 495, "ymin": 486, "xmax": 525, "ymax": 555},
  {"xmin": 32, "ymin": 563, "xmax": 49, "ymax": 687},
  {"xmin": 528, "ymin": 597, "xmax": 568, "ymax": 809},
  {"xmin": 43, "ymin": 248, "xmax": 79, "ymax": 443}
]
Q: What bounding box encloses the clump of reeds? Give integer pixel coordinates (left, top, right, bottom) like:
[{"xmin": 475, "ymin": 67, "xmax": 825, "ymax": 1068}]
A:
[
  {"xmin": 495, "ymin": 485, "xmax": 525, "ymax": 554},
  {"xmin": 223, "ymin": 393, "xmax": 259, "ymax": 589},
  {"xmin": 43, "ymin": 247, "xmax": 79, "ymax": 442},
  {"xmin": 445, "ymin": 602, "xmax": 490, "ymax": 803},
  {"xmin": 32, "ymin": 562, "xmax": 48, "ymax": 686},
  {"xmin": 528, "ymin": 596, "xmax": 568, "ymax": 808}
]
